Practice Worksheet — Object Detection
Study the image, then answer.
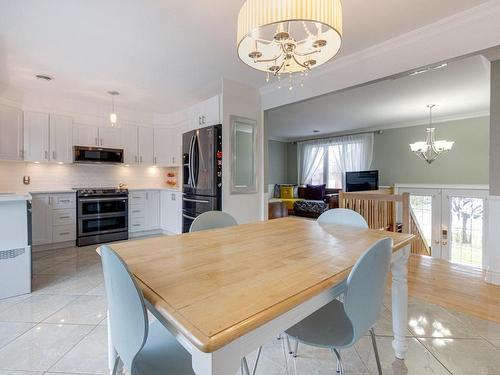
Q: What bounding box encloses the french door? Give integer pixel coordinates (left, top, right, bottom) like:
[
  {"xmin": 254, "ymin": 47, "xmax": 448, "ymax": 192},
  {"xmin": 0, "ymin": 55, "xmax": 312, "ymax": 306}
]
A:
[{"xmin": 397, "ymin": 186, "xmax": 488, "ymax": 268}]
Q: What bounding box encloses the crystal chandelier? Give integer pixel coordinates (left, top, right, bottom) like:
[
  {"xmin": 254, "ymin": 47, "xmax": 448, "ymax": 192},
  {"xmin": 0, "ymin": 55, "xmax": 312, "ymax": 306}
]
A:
[
  {"xmin": 237, "ymin": 0, "xmax": 343, "ymax": 90},
  {"xmin": 409, "ymin": 105, "xmax": 454, "ymax": 164}
]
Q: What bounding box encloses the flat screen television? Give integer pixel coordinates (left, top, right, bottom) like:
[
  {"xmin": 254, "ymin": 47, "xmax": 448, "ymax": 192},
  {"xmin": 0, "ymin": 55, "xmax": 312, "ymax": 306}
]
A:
[{"xmin": 345, "ymin": 170, "xmax": 379, "ymax": 192}]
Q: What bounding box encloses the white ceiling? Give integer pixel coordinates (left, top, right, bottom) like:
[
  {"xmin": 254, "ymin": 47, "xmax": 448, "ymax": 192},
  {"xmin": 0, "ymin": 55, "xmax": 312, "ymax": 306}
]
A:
[
  {"xmin": 266, "ymin": 55, "xmax": 491, "ymax": 141},
  {"xmin": 0, "ymin": 0, "xmax": 492, "ymax": 114}
]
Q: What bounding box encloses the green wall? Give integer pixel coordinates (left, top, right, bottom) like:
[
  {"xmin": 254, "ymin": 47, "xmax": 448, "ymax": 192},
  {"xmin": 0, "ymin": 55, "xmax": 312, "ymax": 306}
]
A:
[
  {"xmin": 372, "ymin": 116, "xmax": 489, "ymax": 186},
  {"xmin": 268, "ymin": 140, "xmax": 298, "ymax": 184}
]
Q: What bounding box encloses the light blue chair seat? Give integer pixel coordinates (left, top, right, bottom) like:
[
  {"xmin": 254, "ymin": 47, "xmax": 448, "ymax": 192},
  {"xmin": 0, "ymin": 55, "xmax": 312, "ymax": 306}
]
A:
[{"xmin": 134, "ymin": 321, "xmax": 194, "ymax": 375}]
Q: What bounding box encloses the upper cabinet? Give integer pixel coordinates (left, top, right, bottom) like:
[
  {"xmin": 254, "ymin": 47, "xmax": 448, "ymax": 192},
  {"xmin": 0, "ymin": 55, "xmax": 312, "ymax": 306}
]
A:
[
  {"xmin": 0, "ymin": 104, "xmax": 23, "ymax": 161},
  {"xmin": 188, "ymin": 95, "xmax": 220, "ymax": 130},
  {"xmin": 49, "ymin": 114, "xmax": 73, "ymax": 163},
  {"xmin": 122, "ymin": 125, "xmax": 139, "ymax": 165},
  {"xmin": 24, "ymin": 111, "xmax": 73, "ymax": 163},
  {"xmin": 154, "ymin": 126, "xmax": 182, "ymax": 166},
  {"xmin": 73, "ymin": 124, "xmax": 122, "ymax": 149},
  {"xmin": 137, "ymin": 127, "xmax": 154, "ymax": 165}
]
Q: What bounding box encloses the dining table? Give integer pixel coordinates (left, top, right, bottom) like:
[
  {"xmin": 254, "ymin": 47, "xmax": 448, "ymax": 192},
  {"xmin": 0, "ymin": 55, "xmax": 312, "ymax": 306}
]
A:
[{"xmin": 99, "ymin": 216, "xmax": 414, "ymax": 375}]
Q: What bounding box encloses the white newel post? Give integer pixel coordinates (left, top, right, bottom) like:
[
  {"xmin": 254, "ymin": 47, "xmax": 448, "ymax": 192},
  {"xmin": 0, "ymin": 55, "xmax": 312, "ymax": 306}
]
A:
[
  {"xmin": 486, "ymin": 196, "xmax": 500, "ymax": 285},
  {"xmin": 391, "ymin": 245, "xmax": 410, "ymax": 360}
]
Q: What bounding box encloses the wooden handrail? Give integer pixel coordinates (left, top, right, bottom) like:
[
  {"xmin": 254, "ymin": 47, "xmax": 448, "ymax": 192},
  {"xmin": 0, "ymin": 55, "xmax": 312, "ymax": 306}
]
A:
[{"xmin": 339, "ymin": 190, "xmax": 430, "ymax": 256}]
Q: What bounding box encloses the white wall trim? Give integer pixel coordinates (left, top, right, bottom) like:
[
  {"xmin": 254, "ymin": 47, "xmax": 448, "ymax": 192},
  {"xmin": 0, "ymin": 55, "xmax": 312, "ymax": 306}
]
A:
[
  {"xmin": 261, "ymin": 0, "xmax": 500, "ymax": 110},
  {"xmin": 394, "ymin": 183, "xmax": 490, "ymax": 191},
  {"xmin": 486, "ymin": 195, "xmax": 500, "ymax": 285}
]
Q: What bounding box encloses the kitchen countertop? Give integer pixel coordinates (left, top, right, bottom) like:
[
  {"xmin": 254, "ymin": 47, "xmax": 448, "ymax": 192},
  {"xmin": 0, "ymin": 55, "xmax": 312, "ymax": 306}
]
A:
[
  {"xmin": 28, "ymin": 187, "xmax": 181, "ymax": 194},
  {"xmin": 0, "ymin": 192, "xmax": 32, "ymax": 202}
]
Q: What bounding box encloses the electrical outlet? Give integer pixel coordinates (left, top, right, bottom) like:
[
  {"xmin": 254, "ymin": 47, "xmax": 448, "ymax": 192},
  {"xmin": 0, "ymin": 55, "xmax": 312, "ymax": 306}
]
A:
[{"xmin": 23, "ymin": 176, "xmax": 30, "ymax": 185}]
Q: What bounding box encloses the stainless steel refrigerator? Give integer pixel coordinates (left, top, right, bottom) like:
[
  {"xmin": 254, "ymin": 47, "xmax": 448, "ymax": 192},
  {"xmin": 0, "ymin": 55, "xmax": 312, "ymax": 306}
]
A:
[{"xmin": 182, "ymin": 124, "xmax": 222, "ymax": 232}]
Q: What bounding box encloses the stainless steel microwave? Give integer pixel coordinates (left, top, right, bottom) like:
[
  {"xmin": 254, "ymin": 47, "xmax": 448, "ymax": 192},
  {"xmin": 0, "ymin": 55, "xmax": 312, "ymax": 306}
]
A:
[{"xmin": 73, "ymin": 146, "xmax": 124, "ymax": 164}]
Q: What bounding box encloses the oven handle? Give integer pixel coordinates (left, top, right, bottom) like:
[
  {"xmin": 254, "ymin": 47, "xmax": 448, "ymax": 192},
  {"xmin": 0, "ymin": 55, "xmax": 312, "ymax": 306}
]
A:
[
  {"xmin": 78, "ymin": 212, "xmax": 128, "ymax": 219},
  {"xmin": 182, "ymin": 213, "xmax": 197, "ymax": 221},
  {"xmin": 78, "ymin": 197, "xmax": 128, "ymax": 202},
  {"xmin": 183, "ymin": 197, "xmax": 209, "ymax": 204}
]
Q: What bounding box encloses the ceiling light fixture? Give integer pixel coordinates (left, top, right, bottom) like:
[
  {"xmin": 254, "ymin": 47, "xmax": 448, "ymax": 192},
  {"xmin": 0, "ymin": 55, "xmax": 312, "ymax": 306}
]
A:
[
  {"xmin": 409, "ymin": 105, "xmax": 454, "ymax": 164},
  {"xmin": 237, "ymin": 0, "xmax": 343, "ymax": 90},
  {"xmin": 107, "ymin": 91, "xmax": 120, "ymax": 127}
]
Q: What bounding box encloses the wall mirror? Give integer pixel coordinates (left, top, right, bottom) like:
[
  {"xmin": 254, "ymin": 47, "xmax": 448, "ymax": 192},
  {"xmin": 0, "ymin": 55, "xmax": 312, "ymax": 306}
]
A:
[{"xmin": 230, "ymin": 115, "xmax": 258, "ymax": 194}]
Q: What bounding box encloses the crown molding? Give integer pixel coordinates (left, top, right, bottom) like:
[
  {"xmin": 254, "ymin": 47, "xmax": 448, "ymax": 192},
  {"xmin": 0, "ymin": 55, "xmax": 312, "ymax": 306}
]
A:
[{"xmin": 261, "ymin": 0, "xmax": 500, "ymax": 109}]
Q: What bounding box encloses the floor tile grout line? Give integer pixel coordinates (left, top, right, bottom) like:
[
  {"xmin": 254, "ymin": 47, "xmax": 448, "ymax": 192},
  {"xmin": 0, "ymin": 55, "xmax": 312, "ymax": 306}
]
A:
[
  {"xmin": 45, "ymin": 324, "xmax": 101, "ymax": 374},
  {"xmin": 0, "ymin": 322, "xmax": 36, "ymax": 351},
  {"xmin": 413, "ymin": 336, "xmax": 455, "ymax": 375}
]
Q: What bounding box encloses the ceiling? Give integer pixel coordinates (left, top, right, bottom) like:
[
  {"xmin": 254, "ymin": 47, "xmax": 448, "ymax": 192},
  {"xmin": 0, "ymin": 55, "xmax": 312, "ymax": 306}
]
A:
[
  {"xmin": 0, "ymin": 0, "xmax": 492, "ymax": 114},
  {"xmin": 266, "ymin": 55, "xmax": 491, "ymax": 141}
]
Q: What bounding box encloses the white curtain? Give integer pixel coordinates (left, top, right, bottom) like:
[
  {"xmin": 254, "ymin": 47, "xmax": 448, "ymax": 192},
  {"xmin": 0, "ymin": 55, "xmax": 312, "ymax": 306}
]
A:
[
  {"xmin": 297, "ymin": 140, "xmax": 326, "ymax": 185},
  {"xmin": 297, "ymin": 133, "xmax": 374, "ymax": 185},
  {"xmin": 329, "ymin": 133, "xmax": 374, "ymax": 173}
]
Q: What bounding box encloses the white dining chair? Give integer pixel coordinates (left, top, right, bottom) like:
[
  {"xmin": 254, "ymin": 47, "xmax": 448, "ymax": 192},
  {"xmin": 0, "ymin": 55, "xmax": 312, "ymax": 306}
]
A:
[
  {"xmin": 285, "ymin": 237, "xmax": 393, "ymax": 375},
  {"xmin": 101, "ymin": 245, "xmax": 195, "ymax": 375},
  {"xmin": 189, "ymin": 211, "xmax": 238, "ymax": 232},
  {"xmin": 317, "ymin": 208, "xmax": 369, "ymax": 228}
]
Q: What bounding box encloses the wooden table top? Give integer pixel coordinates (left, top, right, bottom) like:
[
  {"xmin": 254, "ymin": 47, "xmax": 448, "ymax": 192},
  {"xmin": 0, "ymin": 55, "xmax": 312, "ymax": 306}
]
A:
[{"xmin": 103, "ymin": 217, "xmax": 413, "ymax": 352}]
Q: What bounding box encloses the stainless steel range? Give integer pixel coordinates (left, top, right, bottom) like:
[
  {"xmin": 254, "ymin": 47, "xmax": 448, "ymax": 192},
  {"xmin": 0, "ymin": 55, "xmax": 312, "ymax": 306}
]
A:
[{"xmin": 75, "ymin": 187, "xmax": 128, "ymax": 246}]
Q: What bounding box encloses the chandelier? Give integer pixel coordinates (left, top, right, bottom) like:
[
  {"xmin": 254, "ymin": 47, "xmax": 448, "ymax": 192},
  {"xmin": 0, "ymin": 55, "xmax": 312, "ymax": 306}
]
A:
[
  {"xmin": 409, "ymin": 105, "xmax": 454, "ymax": 164},
  {"xmin": 237, "ymin": 0, "xmax": 343, "ymax": 90}
]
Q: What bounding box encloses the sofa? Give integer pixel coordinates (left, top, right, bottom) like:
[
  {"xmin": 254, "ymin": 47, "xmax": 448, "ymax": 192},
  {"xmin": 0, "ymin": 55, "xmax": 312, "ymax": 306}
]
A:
[{"xmin": 270, "ymin": 184, "xmax": 340, "ymax": 219}]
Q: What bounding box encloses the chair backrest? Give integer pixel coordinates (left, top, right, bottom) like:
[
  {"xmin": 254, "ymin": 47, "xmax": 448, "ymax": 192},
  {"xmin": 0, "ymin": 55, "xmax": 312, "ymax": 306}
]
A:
[
  {"xmin": 189, "ymin": 211, "xmax": 238, "ymax": 232},
  {"xmin": 343, "ymin": 238, "xmax": 393, "ymax": 344},
  {"xmin": 101, "ymin": 245, "xmax": 148, "ymax": 371},
  {"xmin": 317, "ymin": 208, "xmax": 369, "ymax": 228}
]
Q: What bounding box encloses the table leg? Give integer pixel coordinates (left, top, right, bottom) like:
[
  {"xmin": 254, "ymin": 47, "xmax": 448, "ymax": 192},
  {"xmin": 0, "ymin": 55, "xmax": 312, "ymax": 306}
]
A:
[
  {"xmin": 107, "ymin": 309, "xmax": 117, "ymax": 374},
  {"xmin": 391, "ymin": 245, "xmax": 410, "ymax": 360},
  {"xmin": 191, "ymin": 345, "xmax": 242, "ymax": 375}
]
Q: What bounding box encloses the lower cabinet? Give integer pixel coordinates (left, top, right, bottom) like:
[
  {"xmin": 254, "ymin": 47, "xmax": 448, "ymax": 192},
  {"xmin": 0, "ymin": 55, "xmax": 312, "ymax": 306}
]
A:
[
  {"xmin": 160, "ymin": 191, "xmax": 182, "ymax": 234},
  {"xmin": 129, "ymin": 190, "xmax": 160, "ymax": 233},
  {"xmin": 32, "ymin": 193, "xmax": 76, "ymax": 246}
]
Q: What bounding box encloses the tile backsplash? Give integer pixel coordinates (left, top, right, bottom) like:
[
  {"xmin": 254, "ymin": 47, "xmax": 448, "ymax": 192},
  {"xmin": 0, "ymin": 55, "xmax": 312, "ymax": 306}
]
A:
[{"xmin": 0, "ymin": 161, "xmax": 179, "ymax": 192}]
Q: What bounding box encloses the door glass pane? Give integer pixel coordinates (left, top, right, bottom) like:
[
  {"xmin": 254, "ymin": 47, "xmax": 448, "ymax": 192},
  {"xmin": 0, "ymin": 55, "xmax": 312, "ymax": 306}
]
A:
[
  {"xmin": 409, "ymin": 195, "xmax": 433, "ymax": 247},
  {"xmin": 449, "ymin": 197, "xmax": 484, "ymax": 267}
]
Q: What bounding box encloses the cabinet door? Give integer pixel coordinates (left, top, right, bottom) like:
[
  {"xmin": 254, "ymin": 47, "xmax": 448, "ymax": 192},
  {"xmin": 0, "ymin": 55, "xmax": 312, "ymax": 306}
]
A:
[
  {"xmin": 145, "ymin": 191, "xmax": 160, "ymax": 230},
  {"xmin": 154, "ymin": 127, "xmax": 172, "ymax": 166},
  {"xmin": 24, "ymin": 111, "xmax": 50, "ymax": 162},
  {"xmin": 161, "ymin": 191, "xmax": 182, "ymax": 234},
  {"xmin": 32, "ymin": 194, "xmax": 53, "ymax": 245},
  {"xmin": 122, "ymin": 126, "xmax": 138, "ymax": 165},
  {"xmin": 201, "ymin": 95, "xmax": 220, "ymax": 126},
  {"xmin": 171, "ymin": 126, "xmax": 183, "ymax": 166},
  {"xmin": 187, "ymin": 104, "xmax": 201, "ymax": 130},
  {"xmin": 49, "ymin": 114, "xmax": 73, "ymax": 163},
  {"xmin": 0, "ymin": 104, "xmax": 23, "ymax": 161},
  {"xmin": 73, "ymin": 124, "xmax": 99, "ymax": 147},
  {"xmin": 99, "ymin": 126, "xmax": 123, "ymax": 149},
  {"xmin": 138, "ymin": 127, "xmax": 154, "ymax": 165}
]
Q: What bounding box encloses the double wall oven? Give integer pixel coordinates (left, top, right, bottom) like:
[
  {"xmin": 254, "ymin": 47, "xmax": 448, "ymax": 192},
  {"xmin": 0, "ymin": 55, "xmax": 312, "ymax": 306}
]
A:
[{"xmin": 76, "ymin": 188, "xmax": 129, "ymax": 246}]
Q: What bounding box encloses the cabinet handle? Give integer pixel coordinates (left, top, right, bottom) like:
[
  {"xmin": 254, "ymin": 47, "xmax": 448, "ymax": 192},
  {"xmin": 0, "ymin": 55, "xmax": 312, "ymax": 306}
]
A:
[
  {"xmin": 198, "ymin": 116, "xmax": 202, "ymax": 125},
  {"xmin": 154, "ymin": 157, "xmax": 157, "ymax": 165},
  {"xmin": 44, "ymin": 150, "xmax": 48, "ymax": 160},
  {"xmin": 140, "ymin": 156, "xmax": 143, "ymax": 163},
  {"xmin": 171, "ymin": 194, "xmax": 175, "ymax": 200},
  {"xmin": 100, "ymin": 138, "xmax": 103, "ymax": 146},
  {"xmin": 135, "ymin": 155, "xmax": 138, "ymax": 163},
  {"xmin": 132, "ymin": 210, "xmax": 141, "ymax": 213},
  {"xmin": 146, "ymin": 192, "xmax": 149, "ymax": 200},
  {"xmin": 172, "ymin": 156, "xmax": 175, "ymax": 164},
  {"xmin": 133, "ymin": 224, "xmax": 141, "ymax": 227},
  {"xmin": 60, "ymin": 199, "xmax": 71, "ymax": 202},
  {"xmin": 59, "ymin": 216, "xmax": 70, "ymax": 219},
  {"xmin": 52, "ymin": 151, "xmax": 56, "ymax": 160},
  {"xmin": 95, "ymin": 137, "xmax": 98, "ymax": 146},
  {"xmin": 202, "ymin": 115, "xmax": 206, "ymax": 124},
  {"xmin": 59, "ymin": 232, "xmax": 70, "ymax": 236}
]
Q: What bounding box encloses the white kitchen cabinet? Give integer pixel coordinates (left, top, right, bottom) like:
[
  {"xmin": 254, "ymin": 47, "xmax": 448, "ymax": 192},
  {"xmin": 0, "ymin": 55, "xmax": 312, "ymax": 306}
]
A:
[
  {"xmin": 73, "ymin": 124, "xmax": 99, "ymax": 147},
  {"xmin": 32, "ymin": 193, "xmax": 76, "ymax": 247},
  {"xmin": 32, "ymin": 194, "xmax": 53, "ymax": 245},
  {"xmin": 129, "ymin": 190, "xmax": 160, "ymax": 233},
  {"xmin": 188, "ymin": 95, "xmax": 220, "ymax": 130},
  {"xmin": 98, "ymin": 126, "xmax": 122, "ymax": 149},
  {"xmin": 138, "ymin": 127, "xmax": 154, "ymax": 165},
  {"xmin": 24, "ymin": 111, "xmax": 50, "ymax": 162},
  {"xmin": 122, "ymin": 125, "xmax": 139, "ymax": 164},
  {"xmin": 49, "ymin": 114, "xmax": 73, "ymax": 163},
  {"xmin": 160, "ymin": 190, "xmax": 182, "ymax": 234},
  {"xmin": 153, "ymin": 126, "xmax": 182, "ymax": 166},
  {"xmin": 145, "ymin": 191, "xmax": 160, "ymax": 229},
  {"xmin": 0, "ymin": 104, "xmax": 23, "ymax": 161}
]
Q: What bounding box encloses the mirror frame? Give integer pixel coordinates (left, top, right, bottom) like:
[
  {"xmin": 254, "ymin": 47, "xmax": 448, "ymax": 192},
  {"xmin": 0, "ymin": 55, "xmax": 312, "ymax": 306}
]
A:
[{"xmin": 230, "ymin": 115, "xmax": 258, "ymax": 194}]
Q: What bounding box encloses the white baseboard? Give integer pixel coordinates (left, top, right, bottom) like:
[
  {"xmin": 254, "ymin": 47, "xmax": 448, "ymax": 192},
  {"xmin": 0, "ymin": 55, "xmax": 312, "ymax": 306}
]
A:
[
  {"xmin": 33, "ymin": 241, "xmax": 76, "ymax": 252},
  {"xmin": 485, "ymin": 270, "xmax": 500, "ymax": 285},
  {"xmin": 129, "ymin": 229, "xmax": 164, "ymax": 238},
  {"xmin": 486, "ymin": 196, "xmax": 500, "ymax": 285}
]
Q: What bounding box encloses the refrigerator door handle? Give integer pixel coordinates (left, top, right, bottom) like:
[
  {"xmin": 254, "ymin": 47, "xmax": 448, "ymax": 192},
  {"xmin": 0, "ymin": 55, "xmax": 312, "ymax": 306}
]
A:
[
  {"xmin": 193, "ymin": 134, "xmax": 199, "ymax": 188},
  {"xmin": 188, "ymin": 134, "xmax": 196, "ymax": 188}
]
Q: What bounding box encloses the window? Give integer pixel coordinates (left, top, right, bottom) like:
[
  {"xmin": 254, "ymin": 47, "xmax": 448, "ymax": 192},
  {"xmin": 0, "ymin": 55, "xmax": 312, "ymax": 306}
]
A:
[{"xmin": 309, "ymin": 145, "xmax": 345, "ymax": 189}]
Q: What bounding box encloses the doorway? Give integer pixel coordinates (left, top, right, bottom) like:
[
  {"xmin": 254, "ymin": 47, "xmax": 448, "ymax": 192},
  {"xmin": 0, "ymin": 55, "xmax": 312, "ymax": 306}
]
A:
[{"xmin": 397, "ymin": 186, "xmax": 488, "ymax": 268}]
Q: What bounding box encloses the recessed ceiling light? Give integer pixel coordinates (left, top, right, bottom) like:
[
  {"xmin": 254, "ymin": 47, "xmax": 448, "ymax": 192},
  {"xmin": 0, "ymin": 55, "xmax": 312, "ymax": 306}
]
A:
[
  {"xmin": 35, "ymin": 74, "xmax": 53, "ymax": 81},
  {"xmin": 313, "ymin": 130, "xmax": 320, "ymax": 133}
]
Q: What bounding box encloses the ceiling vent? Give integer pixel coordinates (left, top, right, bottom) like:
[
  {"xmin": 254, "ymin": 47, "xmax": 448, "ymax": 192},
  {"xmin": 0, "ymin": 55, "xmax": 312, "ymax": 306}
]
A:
[{"xmin": 35, "ymin": 74, "xmax": 53, "ymax": 81}]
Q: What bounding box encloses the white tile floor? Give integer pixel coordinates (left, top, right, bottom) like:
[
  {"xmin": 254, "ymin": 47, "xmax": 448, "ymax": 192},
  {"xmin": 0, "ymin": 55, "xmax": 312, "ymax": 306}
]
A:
[{"xmin": 1, "ymin": 243, "xmax": 500, "ymax": 375}]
